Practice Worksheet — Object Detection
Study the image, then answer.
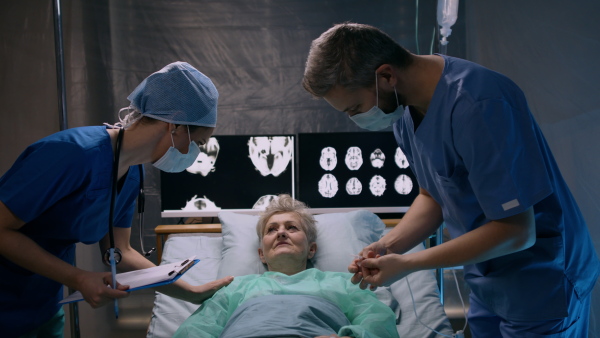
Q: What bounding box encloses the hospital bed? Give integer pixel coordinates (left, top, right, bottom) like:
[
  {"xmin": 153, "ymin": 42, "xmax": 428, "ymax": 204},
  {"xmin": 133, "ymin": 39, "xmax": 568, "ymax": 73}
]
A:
[{"xmin": 146, "ymin": 210, "xmax": 453, "ymax": 338}]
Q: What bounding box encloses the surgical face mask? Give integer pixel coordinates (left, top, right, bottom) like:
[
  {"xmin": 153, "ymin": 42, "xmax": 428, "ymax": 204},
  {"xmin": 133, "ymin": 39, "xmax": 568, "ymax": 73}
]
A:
[
  {"xmin": 153, "ymin": 126, "xmax": 201, "ymax": 173},
  {"xmin": 350, "ymin": 73, "xmax": 404, "ymax": 131}
]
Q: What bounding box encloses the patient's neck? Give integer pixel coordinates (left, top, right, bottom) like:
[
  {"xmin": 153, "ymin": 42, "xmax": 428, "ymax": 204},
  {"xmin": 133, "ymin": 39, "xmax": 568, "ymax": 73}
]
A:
[{"xmin": 267, "ymin": 258, "xmax": 307, "ymax": 276}]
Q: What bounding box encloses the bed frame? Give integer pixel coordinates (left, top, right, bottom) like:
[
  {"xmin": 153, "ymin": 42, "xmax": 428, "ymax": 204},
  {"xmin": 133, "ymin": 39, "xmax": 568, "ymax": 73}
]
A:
[{"xmin": 154, "ymin": 219, "xmax": 402, "ymax": 262}]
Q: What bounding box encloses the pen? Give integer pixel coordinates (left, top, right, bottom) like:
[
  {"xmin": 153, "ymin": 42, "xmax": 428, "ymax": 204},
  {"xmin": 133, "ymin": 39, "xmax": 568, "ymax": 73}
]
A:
[{"xmin": 109, "ymin": 248, "xmax": 119, "ymax": 319}]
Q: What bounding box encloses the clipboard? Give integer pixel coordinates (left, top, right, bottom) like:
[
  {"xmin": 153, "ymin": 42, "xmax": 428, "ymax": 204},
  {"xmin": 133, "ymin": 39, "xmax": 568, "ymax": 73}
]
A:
[{"xmin": 59, "ymin": 256, "xmax": 199, "ymax": 305}]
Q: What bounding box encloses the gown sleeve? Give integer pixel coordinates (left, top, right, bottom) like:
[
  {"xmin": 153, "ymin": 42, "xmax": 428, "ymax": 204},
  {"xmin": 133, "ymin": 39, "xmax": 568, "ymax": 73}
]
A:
[{"xmin": 337, "ymin": 279, "xmax": 400, "ymax": 338}]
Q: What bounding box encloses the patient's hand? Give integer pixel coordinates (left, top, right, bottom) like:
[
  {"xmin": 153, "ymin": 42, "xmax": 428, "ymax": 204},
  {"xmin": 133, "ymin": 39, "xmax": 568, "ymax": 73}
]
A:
[
  {"xmin": 188, "ymin": 276, "xmax": 234, "ymax": 304},
  {"xmin": 348, "ymin": 241, "xmax": 388, "ymax": 286},
  {"xmin": 359, "ymin": 254, "xmax": 412, "ymax": 289}
]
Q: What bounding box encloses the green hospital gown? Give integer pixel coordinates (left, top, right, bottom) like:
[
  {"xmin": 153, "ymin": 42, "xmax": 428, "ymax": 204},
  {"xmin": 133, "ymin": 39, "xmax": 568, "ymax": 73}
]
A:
[{"xmin": 174, "ymin": 268, "xmax": 399, "ymax": 338}]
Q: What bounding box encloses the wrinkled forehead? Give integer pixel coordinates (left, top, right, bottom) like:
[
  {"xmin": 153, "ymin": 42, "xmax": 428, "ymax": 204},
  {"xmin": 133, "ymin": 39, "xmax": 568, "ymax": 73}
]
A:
[{"xmin": 261, "ymin": 212, "xmax": 306, "ymax": 237}]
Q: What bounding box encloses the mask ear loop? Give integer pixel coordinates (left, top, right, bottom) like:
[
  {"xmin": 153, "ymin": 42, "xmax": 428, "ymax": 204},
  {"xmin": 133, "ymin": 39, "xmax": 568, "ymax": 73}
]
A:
[{"xmin": 375, "ymin": 72, "xmax": 379, "ymax": 107}]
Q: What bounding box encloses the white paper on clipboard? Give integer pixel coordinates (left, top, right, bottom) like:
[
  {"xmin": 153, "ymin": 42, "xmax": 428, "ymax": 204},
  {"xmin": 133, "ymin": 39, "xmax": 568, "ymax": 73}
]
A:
[{"xmin": 59, "ymin": 256, "xmax": 197, "ymax": 304}]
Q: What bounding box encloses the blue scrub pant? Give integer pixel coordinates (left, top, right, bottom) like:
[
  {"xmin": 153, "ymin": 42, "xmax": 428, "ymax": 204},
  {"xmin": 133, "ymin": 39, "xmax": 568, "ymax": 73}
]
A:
[
  {"xmin": 467, "ymin": 289, "xmax": 590, "ymax": 337},
  {"xmin": 18, "ymin": 308, "xmax": 65, "ymax": 338}
]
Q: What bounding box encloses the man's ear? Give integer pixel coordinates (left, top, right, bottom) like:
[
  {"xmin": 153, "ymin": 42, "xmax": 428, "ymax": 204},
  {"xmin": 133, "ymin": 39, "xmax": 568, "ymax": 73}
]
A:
[
  {"xmin": 375, "ymin": 64, "xmax": 398, "ymax": 89},
  {"xmin": 258, "ymin": 248, "xmax": 267, "ymax": 264},
  {"xmin": 307, "ymin": 242, "xmax": 317, "ymax": 260}
]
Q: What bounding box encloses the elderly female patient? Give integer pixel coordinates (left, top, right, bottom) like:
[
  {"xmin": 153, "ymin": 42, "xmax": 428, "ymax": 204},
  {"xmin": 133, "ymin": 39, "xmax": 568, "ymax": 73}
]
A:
[{"xmin": 174, "ymin": 195, "xmax": 399, "ymax": 338}]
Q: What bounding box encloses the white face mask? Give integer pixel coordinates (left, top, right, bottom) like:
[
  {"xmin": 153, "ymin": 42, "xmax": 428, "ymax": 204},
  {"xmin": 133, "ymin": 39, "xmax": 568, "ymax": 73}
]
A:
[
  {"xmin": 350, "ymin": 73, "xmax": 404, "ymax": 131},
  {"xmin": 153, "ymin": 126, "xmax": 200, "ymax": 173}
]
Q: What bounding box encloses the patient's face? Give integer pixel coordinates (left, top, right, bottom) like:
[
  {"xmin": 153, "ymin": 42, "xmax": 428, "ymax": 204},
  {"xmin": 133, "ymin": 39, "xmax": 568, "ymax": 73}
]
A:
[{"xmin": 258, "ymin": 212, "xmax": 316, "ymax": 273}]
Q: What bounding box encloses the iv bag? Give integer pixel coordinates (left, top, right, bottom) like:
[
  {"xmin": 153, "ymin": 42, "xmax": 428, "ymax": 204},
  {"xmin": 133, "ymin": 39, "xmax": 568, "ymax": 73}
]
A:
[{"xmin": 437, "ymin": 0, "xmax": 459, "ymax": 45}]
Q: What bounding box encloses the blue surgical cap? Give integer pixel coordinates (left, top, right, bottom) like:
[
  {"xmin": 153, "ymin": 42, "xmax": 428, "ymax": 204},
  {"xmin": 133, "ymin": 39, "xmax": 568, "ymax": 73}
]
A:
[{"xmin": 127, "ymin": 61, "xmax": 218, "ymax": 127}]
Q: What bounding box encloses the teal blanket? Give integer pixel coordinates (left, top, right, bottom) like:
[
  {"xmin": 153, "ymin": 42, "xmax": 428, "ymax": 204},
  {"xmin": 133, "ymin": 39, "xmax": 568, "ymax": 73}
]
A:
[{"xmin": 174, "ymin": 269, "xmax": 399, "ymax": 338}]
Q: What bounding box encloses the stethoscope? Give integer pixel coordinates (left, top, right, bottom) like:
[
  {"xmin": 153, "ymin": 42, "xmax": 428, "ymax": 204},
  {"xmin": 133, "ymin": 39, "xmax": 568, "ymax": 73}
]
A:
[{"xmin": 102, "ymin": 128, "xmax": 155, "ymax": 266}]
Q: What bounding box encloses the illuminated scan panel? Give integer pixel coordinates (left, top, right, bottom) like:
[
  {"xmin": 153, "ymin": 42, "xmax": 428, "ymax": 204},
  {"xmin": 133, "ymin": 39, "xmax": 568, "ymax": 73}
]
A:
[
  {"xmin": 161, "ymin": 135, "xmax": 295, "ymax": 214},
  {"xmin": 298, "ymin": 132, "xmax": 419, "ymax": 210}
]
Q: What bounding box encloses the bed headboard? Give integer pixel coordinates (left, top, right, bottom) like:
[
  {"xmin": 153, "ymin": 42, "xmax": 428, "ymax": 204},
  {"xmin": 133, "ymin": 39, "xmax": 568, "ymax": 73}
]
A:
[{"xmin": 154, "ymin": 218, "xmax": 401, "ymax": 262}]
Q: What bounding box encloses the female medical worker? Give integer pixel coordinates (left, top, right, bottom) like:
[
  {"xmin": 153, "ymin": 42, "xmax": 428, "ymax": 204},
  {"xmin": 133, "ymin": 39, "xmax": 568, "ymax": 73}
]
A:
[
  {"xmin": 0, "ymin": 62, "xmax": 233, "ymax": 337},
  {"xmin": 303, "ymin": 23, "xmax": 600, "ymax": 337}
]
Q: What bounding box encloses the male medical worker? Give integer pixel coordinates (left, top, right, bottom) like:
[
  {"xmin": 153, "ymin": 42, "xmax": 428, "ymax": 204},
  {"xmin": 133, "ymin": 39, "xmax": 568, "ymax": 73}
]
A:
[
  {"xmin": 302, "ymin": 23, "xmax": 599, "ymax": 337},
  {"xmin": 0, "ymin": 62, "xmax": 233, "ymax": 337}
]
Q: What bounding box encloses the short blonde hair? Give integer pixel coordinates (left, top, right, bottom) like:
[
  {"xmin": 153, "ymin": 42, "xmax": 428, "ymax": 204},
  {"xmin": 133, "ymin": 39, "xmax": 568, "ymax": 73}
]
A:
[{"xmin": 256, "ymin": 194, "xmax": 317, "ymax": 244}]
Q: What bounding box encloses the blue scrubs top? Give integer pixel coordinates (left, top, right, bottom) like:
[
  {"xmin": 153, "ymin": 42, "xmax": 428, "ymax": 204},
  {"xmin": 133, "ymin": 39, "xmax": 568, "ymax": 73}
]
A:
[
  {"xmin": 0, "ymin": 126, "xmax": 140, "ymax": 337},
  {"xmin": 393, "ymin": 55, "xmax": 599, "ymax": 321}
]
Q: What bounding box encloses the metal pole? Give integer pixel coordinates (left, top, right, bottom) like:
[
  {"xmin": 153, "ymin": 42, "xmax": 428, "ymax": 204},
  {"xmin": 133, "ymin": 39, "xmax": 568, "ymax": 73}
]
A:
[
  {"xmin": 53, "ymin": 0, "xmax": 68, "ymax": 131},
  {"xmin": 52, "ymin": 1, "xmax": 79, "ymax": 337}
]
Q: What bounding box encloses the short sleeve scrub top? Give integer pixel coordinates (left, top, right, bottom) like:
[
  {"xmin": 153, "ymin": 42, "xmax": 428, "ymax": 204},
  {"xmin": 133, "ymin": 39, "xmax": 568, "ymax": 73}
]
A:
[
  {"xmin": 393, "ymin": 55, "xmax": 600, "ymax": 321},
  {"xmin": 0, "ymin": 126, "xmax": 140, "ymax": 337}
]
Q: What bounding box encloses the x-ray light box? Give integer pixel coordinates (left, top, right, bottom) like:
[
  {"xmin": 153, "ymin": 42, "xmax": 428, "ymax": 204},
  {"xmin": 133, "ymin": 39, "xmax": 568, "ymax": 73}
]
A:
[
  {"xmin": 161, "ymin": 134, "xmax": 295, "ymax": 217},
  {"xmin": 297, "ymin": 132, "xmax": 418, "ymax": 213}
]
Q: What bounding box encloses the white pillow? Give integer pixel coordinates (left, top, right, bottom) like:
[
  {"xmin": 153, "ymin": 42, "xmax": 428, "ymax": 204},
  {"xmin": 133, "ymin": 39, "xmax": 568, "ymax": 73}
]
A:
[{"xmin": 216, "ymin": 210, "xmax": 385, "ymax": 279}]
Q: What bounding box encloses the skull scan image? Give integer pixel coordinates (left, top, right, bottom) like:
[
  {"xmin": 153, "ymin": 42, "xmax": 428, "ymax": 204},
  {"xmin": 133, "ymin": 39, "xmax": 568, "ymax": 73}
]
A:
[
  {"xmin": 318, "ymin": 173, "xmax": 338, "ymax": 198},
  {"xmin": 186, "ymin": 137, "xmax": 220, "ymax": 176},
  {"xmin": 248, "ymin": 136, "xmax": 293, "ymax": 177},
  {"xmin": 346, "ymin": 177, "xmax": 362, "ymax": 195},
  {"xmin": 345, "ymin": 147, "xmax": 363, "ymax": 171},
  {"xmin": 370, "ymin": 148, "xmax": 385, "ymax": 168},
  {"xmin": 394, "ymin": 174, "xmax": 414, "ymax": 195},
  {"xmin": 181, "ymin": 195, "xmax": 221, "ymax": 211},
  {"xmin": 395, "ymin": 147, "xmax": 409, "ymax": 169},
  {"xmin": 319, "ymin": 147, "xmax": 337, "ymax": 171},
  {"xmin": 252, "ymin": 195, "xmax": 278, "ymax": 210},
  {"xmin": 369, "ymin": 175, "xmax": 387, "ymax": 197}
]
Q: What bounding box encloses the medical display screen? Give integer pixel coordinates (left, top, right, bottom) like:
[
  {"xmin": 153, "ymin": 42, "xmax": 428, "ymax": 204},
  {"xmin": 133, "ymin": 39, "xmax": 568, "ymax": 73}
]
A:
[
  {"xmin": 161, "ymin": 135, "xmax": 295, "ymax": 212},
  {"xmin": 297, "ymin": 132, "xmax": 418, "ymax": 208}
]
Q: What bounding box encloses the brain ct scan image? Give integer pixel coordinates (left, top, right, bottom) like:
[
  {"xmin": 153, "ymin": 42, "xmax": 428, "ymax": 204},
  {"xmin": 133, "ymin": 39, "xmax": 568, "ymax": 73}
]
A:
[
  {"xmin": 369, "ymin": 175, "xmax": 387, "ymax": 197},
  {"xmin": 248, "ymin": 136, "xmax": 293, "ymax": 177},
  {"xmin": 394, "ymin": 174, "xmax": 414, "ymax": 195},
  {"xmin": 319, "ymin": 147, "xmax": 337, "ymax": 171},
  {"xmin": 253, "ymin": 195, "xmax": 278, "ymax": 210},
  {"xmin": 318, "ymin": 173, "xmax": 339, "ymax": 198},
  {"xmin": 186, "ymin": 137, "xmax": 220, "ymax": 176},
  {"xmin": 370, "ymin": 148, "xmax": 385, "ymax": 168},
  {"xmin": 181, "ymin": 195, "xmax": 221, "ymax": 211},
  {"xmin": 395, "ymin": 147, "xmax": 409, "ymax": 169},
  {"xmin": 345, "ymin": 146, "xmax": 363, "ymax": 171},
  {"xmin": 297, "ymin": 131, "xmax": 419, "ymax": 209},
  {"xmin": 346, "ymin": 177, "xmax": 362, "ymax": 195}
]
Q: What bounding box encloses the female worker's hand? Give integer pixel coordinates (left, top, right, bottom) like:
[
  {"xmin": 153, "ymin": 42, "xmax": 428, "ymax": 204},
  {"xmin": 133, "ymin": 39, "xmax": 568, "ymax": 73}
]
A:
[
  {"xmin": 187, "ymin": 276, "xmax": 234, "ymax": 304},
  {"xmin": 358, "ymin": 253, "xmax": 412, "ymax": 290},
  {"xmin": 77, "ymin": 271, "xmax": 130, "ymax": 308}
]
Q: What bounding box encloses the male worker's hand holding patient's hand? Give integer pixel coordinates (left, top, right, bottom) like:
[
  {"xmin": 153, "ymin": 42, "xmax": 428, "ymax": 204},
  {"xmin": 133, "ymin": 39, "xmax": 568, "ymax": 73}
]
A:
[
  {"xmin": 348, "ymin": 240, "xmax": 393, "ymax": 289},
  {"xmin": 358, "ymin": 254, "xmax": 414, "ymax": 290},
  {"xmin": 349, "ymin": 240, "xmax": 415, "ymax": 290}
]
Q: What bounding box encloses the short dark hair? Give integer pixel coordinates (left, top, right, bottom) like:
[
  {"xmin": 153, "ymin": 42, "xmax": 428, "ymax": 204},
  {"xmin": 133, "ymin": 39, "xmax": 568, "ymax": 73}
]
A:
[{"xmin": 303, "ymin": 23, "xmax": 414, "ymax": 97}]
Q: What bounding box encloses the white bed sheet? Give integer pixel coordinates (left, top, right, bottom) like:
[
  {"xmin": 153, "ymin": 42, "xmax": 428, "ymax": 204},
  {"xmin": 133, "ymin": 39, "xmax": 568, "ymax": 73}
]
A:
[{"xmin": 147, "ymin": 233, "xmax": 453, "ymax": 338}]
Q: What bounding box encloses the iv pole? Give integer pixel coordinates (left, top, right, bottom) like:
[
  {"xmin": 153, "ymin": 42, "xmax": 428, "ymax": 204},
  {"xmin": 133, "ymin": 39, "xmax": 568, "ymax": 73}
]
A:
[{"xmin": 52, "ymin": 0, "xmax": 80, "ymax": 337}]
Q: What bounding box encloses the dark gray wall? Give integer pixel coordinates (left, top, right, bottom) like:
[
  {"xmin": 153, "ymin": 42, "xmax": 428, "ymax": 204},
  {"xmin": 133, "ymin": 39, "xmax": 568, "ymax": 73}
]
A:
[{"xmin": 1, "ymin": 0, "xmax": 597, "ymax": 336}]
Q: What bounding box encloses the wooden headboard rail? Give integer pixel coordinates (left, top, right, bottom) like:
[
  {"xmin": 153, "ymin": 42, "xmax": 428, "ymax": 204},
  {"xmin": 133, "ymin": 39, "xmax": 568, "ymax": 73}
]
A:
[{"xmin": 154, "ymin": 219, "xmax": 401, "ymax": 262}]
